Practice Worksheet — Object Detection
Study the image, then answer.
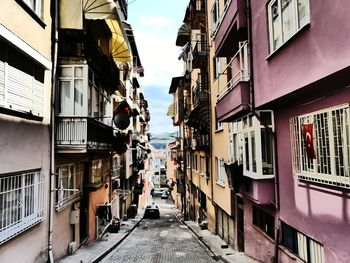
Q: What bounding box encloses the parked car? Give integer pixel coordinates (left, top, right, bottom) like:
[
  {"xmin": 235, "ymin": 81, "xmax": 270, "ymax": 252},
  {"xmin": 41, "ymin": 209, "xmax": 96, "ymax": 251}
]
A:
[
  {"xmin": 144, "ymin": 203, "xmax": 160, "ymax": 219},
  {"xmin": 161, "ymin": 191, "xmax": 168, "ymax": 199}
]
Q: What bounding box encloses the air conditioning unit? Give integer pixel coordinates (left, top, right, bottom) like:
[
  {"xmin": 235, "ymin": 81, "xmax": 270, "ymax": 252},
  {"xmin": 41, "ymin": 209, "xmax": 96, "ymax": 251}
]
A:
[{"xmin": 68, "ymin": 241, "xmax": 77, "ymax": 255}]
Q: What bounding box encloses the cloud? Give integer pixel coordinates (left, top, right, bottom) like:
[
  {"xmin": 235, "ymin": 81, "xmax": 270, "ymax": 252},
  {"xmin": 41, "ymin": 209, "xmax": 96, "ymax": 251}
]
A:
[{"xmin": 139, "ymin": 16, "xmax": 171, "ymax": 27}]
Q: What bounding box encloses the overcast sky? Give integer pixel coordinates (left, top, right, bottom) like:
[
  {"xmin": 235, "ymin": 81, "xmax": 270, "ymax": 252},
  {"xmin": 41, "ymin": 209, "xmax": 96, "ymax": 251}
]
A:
[{"xmin": 128, "ymin": 0, "xmax": 188, "ymax": 135}]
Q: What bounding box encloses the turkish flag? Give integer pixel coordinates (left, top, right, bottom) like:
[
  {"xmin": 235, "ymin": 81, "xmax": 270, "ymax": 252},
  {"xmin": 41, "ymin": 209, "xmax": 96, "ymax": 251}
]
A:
[{"xmin": 302, "ymin": 123, "xmax": 316, "ymax": 159}]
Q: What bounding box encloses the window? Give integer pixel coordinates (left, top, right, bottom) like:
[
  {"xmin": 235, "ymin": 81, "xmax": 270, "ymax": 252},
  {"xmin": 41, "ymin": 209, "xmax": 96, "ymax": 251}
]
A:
[
  {"xmin": 0, "ymin": 170, "xmax": 47, "ymax": 245},
  {"xmin": 58, "ymin": 65, "xmax": 84, "ymax": 116},
  {"xmin": 22, "ymin": 0, "xmax": 42, "ymax": 17},
  {"xmin": 229, "ymin": 111, "xmax": 275, "ymax": 178},
  {"xmin": 91, "ymin": 159, "xmax": 109, "ymax": 185},
  {"xmin": 281, "ymin": 222, "xmax": 325, "ymax": 263},
  {"xmin": 55, "ymin": 163, "xmax": 83, "ymax": 210},
  {"xmin": 213, "ymin": 57, "xmax": 222, "ymax": 80},
  {"xmin": 88, "ymin": 69, "xmax": 108, "ymax": 118},
  {"xmin": 211, "ymin": 0, "xmax": 220, "ymax": 32},
  {"xmin": 193, "ymin": 155, "xmax": 198, "ymax": 171},
  {"xmin": 200, "ymin": 156, "xmax": 204, "ymax": 175},
  {"xmin": 0, "ymin": 41, "xmax": 45, "ymax": 118},
  {"xmin": 215, "ymin": 108, "xmax": 223, "ymax": 130},
  {"xmin": 290, "ymin": 104, "xmax": 350, "ymax": 189},
  {"xmin": 215, "ymin": 157, "xmax": 225, "ymax": 185},
  {"xmin": 268, "ymin": 0, "xmax": 310, "ymax": 52},
  {"xmin": 252, "ymin": 206, "xmax": 274, "ymax": 239}
]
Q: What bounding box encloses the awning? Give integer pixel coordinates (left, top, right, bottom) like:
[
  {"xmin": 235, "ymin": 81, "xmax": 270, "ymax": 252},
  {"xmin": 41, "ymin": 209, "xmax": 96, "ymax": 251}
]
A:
[
  {"xmin": 167, "ymin": 102, "xmax": 175, "ymax": 117},
  {"xmin": 176, "ymin": 23, "xmax": 191, "ymax": 46},
  {"xmin": 106, "ymin": 19, "xmax": 132, "ymax": 62},
  {"xmin": 59, "ymin": 0, "xmax": 117, "ymax": 29}
]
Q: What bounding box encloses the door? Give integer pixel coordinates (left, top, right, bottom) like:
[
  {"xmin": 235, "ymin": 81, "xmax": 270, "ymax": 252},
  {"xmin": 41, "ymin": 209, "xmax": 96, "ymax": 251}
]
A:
[{"xmin": 237, "ymin": 197, "xmax": 244, "ymax": 252}]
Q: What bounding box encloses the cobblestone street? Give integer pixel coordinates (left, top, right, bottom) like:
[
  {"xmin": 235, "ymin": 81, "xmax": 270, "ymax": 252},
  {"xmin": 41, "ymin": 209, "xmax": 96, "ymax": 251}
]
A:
[{"xmin": 101, "ymin": 198, "xmax": 219, "ymax": 263}]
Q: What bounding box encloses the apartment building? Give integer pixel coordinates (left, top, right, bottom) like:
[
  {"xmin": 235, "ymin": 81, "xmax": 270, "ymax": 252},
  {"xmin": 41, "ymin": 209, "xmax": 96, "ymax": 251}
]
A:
[
  {"xmin": 0, "ymin": 0, "xmax": 149, "ymax": 261},
  {"xmin": 0, "ymin": 0, "xmax": 52, "ymax": 262},
  {"xmin": 172, "ymin": 0, "xmax": 350, "ymax": 262}
]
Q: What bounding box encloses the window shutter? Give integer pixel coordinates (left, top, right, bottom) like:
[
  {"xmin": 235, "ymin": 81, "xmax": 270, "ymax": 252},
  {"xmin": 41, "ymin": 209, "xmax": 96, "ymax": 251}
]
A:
[
  {"xmin": 7, "ymin": 65, "xmax": 33, "ymax": 113},
  {"xmin": 34, "ymin": 79, "xmax": 44, "ymax": 116},
  {"xmin": 0, "ymin": 60, "xmax": 4, "ymax": 106}
]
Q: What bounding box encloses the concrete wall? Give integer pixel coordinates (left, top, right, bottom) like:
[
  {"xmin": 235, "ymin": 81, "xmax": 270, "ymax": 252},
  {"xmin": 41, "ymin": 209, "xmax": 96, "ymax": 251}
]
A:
[
  {"xmin": 276, "ymin": 87, "xmax": 350, "ymax": 262},
  {"xmin": 53, "ymin": 207, "xmax": 73, "ymax": 260},
  {"xmin": 252, "ymin": 0, "xmax": 350, "ymax": 107}
]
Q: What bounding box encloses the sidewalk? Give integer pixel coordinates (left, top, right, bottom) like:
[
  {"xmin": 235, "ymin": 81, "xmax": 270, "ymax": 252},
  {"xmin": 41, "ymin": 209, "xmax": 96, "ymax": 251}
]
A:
[
  {"xmin": 56, "ymin": 213, "xmax": 143, "ymax": 263},
  {"xmin": 173, "ymin": 209, "xmax": 260, "ymax": 263}
]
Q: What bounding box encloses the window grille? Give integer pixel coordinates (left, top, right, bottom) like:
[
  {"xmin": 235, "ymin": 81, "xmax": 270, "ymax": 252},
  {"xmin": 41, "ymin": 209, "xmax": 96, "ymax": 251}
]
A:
[
  {"xmin": 0, "ymin": 170, "xmax": 47, "ymax": 244},
  {"xmin": 281, "ymin": 222, "xmax": 325, "ymax": 263},
  {"xmin": 55, "ymin": 163, "xmax": 82, "ymax": 210},
  {"xmin": 290, "ymin": 104, "xmax": 350, "ymax": 189}
]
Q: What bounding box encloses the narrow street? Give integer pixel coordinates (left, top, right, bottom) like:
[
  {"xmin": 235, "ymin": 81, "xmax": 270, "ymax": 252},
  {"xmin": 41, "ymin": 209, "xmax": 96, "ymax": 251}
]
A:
[{"xmin": 100, "ymin": 195, "xmax": 219, "ymax": 263}]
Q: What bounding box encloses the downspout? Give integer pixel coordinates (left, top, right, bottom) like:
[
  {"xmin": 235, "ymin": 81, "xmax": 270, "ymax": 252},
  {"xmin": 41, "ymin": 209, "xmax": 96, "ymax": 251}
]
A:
[
  {"xmin": 48, "ymin": 0, "xmax": 58, "ymax": 262},
  {"xmin": 246, "ymin": 1, "xmax": 280, "ymax": 262}
]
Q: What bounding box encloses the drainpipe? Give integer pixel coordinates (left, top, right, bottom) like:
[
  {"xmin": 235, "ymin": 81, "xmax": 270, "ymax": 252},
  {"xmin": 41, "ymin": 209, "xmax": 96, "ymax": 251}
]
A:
[
  {"xmin": 48, "ymin": 0, "xmax": 58, "ymax": 262},
  {"xmin": 246, "ymin": 1, "xmax": 280, "ymax": 262}
]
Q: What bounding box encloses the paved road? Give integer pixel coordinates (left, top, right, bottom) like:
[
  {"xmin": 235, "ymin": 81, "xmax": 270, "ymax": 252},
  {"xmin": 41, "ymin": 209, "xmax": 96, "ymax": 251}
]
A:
[{"xmin": 100, "ymin": 196, "xmax": 220, "ymax": 263}]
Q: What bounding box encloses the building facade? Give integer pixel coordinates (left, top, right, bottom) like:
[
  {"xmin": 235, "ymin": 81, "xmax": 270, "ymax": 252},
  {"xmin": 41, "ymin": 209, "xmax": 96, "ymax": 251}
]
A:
[
  {"xmin": 171, "ymin": 0, "xmax": 350, "ymax": 262},
  {"xmin": 0, "ymin": 0, "xmax": 150, "ymax": 262},
  {"xmin": 0, "ymin": 0, "xmax": 52, "ymax": 262}
]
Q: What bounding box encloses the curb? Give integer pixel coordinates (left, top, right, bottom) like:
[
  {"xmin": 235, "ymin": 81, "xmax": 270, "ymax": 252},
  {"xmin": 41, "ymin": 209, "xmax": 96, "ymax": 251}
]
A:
[
  {"xmin": 90, "ymin": 217, "xmax": 143, "ymax": 263},
  {"xmin": 171, "ymin": 209, "xmax": 227, "ymax": 262}
]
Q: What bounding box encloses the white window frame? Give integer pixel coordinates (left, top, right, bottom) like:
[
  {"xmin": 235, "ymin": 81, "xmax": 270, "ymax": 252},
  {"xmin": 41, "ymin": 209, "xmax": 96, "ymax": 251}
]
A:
[
  {"xmin": 58, "ymin": 65, "xmax": 87, "ymax": 116},
  {"xmin": 214, "ymin": 56, "xmax": 222, "ymax": 80},
  {"xmin": 0, "ymin": 170, "xmax": 47, "ymax": 245},
  {"xmin": 290, "ymin": 104, "xmax": 350, "ymax": 188},
  {"xmin": 22, "ymin": 0, "xmax": 42, "ymax": 17},
  {"xmin": 200, "ymin": 156, "xmax": 205, "ymax": 175},
  {"xmin": 55, "ymin": 163, "xmax": 83, "ymax": 211},
  {"xmin": 215, "ymin": 157, "xmax": 226, "ymax": 186},
  {"xmin": 268, "ymin": 0, "xmax": 310, "ymax": 53},
  {"xmin": 211, "ymin": 0, "xmax": 220, "ymax": 32},
  {"xmin": 229, "ymin": 111, "xmax": 275, "ymax": 179}
]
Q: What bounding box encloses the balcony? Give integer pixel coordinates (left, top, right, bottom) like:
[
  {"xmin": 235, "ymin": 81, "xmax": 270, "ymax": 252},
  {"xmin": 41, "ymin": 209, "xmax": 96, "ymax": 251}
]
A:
[
  {"xmin": 186, "ymin": 0, "xmax": 206, "ymax": 29},
  {"xmin": 192, "ymin": 83, "xmax": 209, "ymax": 107},
  {"xmin": 225, "ymin": 162, "xmax": 274, "ymax": 205},
  {"xmin": 192, "ymin": 132, "xmax": 209, "ymax": 150},
  {"xmin": 192, "ymin": 40, "xmax": 208, "ymax": 69},
  {"xmin": 216, "ymin": 41, "xmax": 250, "ymax": 122},
  {"xmin": 214, "ymin": 0, "xmax": 247, "ymax": 57},
  {"xmin": 56, "ymin": 116, "xmax": 124, "ymax": 153},
  {"xmin": 241, "ymin": 177, "xmax": 275, "ymax": 205}
]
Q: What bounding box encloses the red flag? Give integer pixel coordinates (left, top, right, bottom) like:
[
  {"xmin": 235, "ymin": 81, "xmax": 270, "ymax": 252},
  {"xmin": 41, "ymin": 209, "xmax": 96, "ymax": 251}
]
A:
[{"xmin": 302, "ymin": 123, "xmax": 316, "ymax": 159}]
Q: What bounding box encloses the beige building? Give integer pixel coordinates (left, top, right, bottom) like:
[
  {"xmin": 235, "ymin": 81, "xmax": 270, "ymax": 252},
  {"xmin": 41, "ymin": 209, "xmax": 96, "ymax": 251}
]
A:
[{"xmin": 0, "ymin": 0, "xmax": 52, "ymax": 262}]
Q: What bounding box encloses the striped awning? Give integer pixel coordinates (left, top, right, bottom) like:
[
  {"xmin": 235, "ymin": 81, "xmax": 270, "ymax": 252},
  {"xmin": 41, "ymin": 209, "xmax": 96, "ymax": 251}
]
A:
[
  {"xmin": 106, "ymin": 19, "xmax": 132, "ymax": 63},
  {"xmin": 176, "ymin": 23, "xmax": 191, "ymax": 46},
  {"xmin": 59, "ymin": 0, "xmax": 117, "ymax": 29},
  {"xmin": 167, "ymin": 102, "xmax": 175, "ymax": 117}
]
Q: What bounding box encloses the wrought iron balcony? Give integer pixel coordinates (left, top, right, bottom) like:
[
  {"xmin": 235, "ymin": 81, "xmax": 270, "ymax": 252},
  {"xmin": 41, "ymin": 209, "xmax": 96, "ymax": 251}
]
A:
[
  {"xmin": 192, "ymin": 40, "xmax": 208, "ymax": 69},
  {"xmin": 192, "ymin": 83, "xmax": 209, "ymax": 107},
  {"xmin": 186, "ymin": 0, "xmax": 206, "ymax": 29},
  {"xmin": 192, "ymin": 132, "xmax": 209, "ymax": 150}
]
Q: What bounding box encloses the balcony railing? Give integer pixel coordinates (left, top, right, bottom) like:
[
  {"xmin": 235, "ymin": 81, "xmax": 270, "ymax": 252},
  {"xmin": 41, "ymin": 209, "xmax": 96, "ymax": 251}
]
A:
[
  {"xmin": 56, "ymin": 116, "xmax": 115, "ymax": 151},
  {"xmin": 217, "ymin": 41, "xmax": 249, "ymax": 101},
  {"xmin": 192, "ymin": 83, "xmax": 209, "ymax": 107},
  {"xmin": 192, "ymin": 40, "xmax": 208, "ymax": 68},
  {"xmin": 193, "ymin": 133, "xmax": 209, "ymax": 149}
]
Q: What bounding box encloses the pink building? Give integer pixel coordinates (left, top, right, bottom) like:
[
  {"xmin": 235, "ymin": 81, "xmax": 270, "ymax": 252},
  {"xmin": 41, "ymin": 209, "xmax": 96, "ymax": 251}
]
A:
[{"xmin": 213, "ymin": 0, "xmax": 350, "ymax": 262}]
